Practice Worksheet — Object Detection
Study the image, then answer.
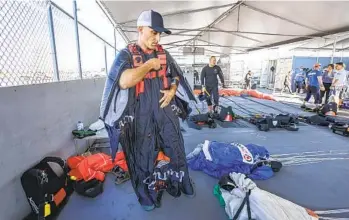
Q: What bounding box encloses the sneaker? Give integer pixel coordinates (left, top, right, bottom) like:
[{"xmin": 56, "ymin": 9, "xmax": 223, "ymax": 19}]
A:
[
  {"xmin": 183, "ymin": 178, "xmax": 196, "ymax": 198},
  {"xmin": 142, "ymin": 204, "xmax": 155, "ymax": 211}
]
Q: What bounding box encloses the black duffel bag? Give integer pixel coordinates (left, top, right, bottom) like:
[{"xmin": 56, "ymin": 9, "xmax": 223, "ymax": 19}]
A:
[
  {"xmin": 73, "ymin": 178, "xmax": 104, "ymax": 198},
  {"xmin": 21, "ymin": 157, "xmax": 73, "ymax": 220}
]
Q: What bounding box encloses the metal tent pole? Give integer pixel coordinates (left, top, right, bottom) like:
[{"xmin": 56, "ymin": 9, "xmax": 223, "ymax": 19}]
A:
[
  {"xmin": 47, "ymin": 1, "xmax": 59, "ymax": 81},
  {"xmin": 73, "ymin": 0, "xmax": 83, "ymax": 79},
  {"xmin": 331, "ymin": 37, "xmax": 337, "ymax": 63},
  {"xmin": 104, "ymin": 44, "xmax": 108, "ymax": 75}
]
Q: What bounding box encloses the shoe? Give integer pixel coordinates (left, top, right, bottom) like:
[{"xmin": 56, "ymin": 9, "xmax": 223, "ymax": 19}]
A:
[
  {"xmin": 183, "ymin": 178, "xmax": 196, "ymax": 198},
  {"xmin": 142, "ymin": 204, "xmax": 155, "ymax": 211}
]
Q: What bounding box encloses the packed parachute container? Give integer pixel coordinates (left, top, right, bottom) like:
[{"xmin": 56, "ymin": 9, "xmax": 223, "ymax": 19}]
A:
[
  {"xmin": 249, "ymin": 113, "xmax": 299, "ymax": 132},
  {"xmin": 330, "ymin": 121, "xmax": 349, "ymax": 137},
  {"xmin": 186, "ymin": 105, "xmax": 235, "ymax": 130},
  {"xmin": 214, "ymin": 172, "xmax": 320, "ymax": 220}
]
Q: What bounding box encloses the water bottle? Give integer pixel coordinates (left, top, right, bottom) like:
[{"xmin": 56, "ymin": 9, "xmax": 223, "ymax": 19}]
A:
[{"xmin": 77, "ymin": 121, "xmax": 84, "ymax": 131}]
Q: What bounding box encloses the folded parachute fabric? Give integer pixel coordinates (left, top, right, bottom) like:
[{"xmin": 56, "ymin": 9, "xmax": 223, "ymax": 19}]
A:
[
  {"xmin": 194, "ymin": 89, "xmax": 275, "ymax": 101},
  {"xmin": 186, "ymin": 140, "xmax": 282, "ymax": 180},
  {"xmin": 215, "ymin": 172, "xmax": 319, "ymax": 220},
  {"xmin": 67, "ymin": 152, "xmax": 128, "ymax": 182}
]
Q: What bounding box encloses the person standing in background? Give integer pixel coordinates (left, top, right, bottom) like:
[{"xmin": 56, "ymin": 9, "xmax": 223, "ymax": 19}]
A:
[
  {"xmin": 291, "ymin": 66, "xmax": 304, "ymax": 93},
  {"xmin": 301, "ymin": 63, "xmax": 325, "ymax": 108},
  {"xmin": 332, "ymin": 62, "xmax": 348, "ymax": 105},
  {"xmin": 282, "ymin": 72, "xmax": 292, "ymax": 93},
  {"xmin": 201, "ymin": 56, "xmax": 225, "ymax": 112},
  {"xmin": 294, "ymin": 66, "xmax": 305, "ymax": 93},
  {"xmin": 244, "ymin": 70, "xmax": 252, "ymax": 89},
  {"xmin": 193, "ymin": 69, "xmax": 199, "ymax": 84},
  {"xmin": 321, "ymin": 64, "xmax": 334, "ymax": 104}
]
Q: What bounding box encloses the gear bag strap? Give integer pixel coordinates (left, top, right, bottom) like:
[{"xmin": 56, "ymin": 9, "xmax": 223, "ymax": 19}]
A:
[
  {"xmin": 128, "ymin": 43, "xmax": 168, "ymax": 97},
  {"xmin": 232, "ymin": 190, "xmax": 252, "ymax": 220}
]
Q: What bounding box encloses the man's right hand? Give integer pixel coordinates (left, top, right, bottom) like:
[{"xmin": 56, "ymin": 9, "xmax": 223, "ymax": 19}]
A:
[{"xmin": 145, "ymin": 58, "xmax": 161, "ymax": 71}]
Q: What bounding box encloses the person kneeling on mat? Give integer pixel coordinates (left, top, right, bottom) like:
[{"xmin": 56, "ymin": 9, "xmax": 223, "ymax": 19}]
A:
[
  {"xmin": 201, "ymin": 56, "xmax": 225, "ymax": 112},
  {"xmin": 301, "ymin": 63, "xmax": 325, "ymax": 109}
]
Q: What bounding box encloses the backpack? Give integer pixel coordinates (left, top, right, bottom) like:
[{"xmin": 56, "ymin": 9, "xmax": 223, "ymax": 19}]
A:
[
  {"xmin": 188, "ymin": 113, "xmax": 217, "ymax": 129},
  {"xmin": 73, "ymin": 179, "xmax": 104, "ymax": 198},
  {"xmin": 21, "ymin": 157, "xmax": 73, "ymax": 219},
  {"xmin": 214, "ymin": 105, "xmax": 235, "ymax": 121}
]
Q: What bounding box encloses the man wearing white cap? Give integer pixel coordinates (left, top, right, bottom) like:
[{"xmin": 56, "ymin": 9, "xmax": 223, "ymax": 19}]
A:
[{"xmin": 100, "ymin": 10, "xmax": 196, "ymax": 211}]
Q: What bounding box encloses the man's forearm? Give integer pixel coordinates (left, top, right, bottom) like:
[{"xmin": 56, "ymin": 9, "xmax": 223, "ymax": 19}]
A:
[
  {"xmin": 169, "ymin": 76, "xmax": 179, "ymax": 95},
  {"xmin": 119, "ymin": 63, "xmax": 153, "ymax": 89},
  {"xmin": 318, "ymin": 76, "xmax": 324, "ymax": 87},
  {"xmin": 332, "ymin": 79, "xmax": 338, "ymax": 86},
  {"xmin": 219, "ymin": 72, "xmax": 224, "ymax": 84}
]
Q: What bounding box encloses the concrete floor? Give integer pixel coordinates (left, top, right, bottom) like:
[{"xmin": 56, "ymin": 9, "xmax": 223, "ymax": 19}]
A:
[{"xmin": 58, "ymin": 96, "xmax": 349, "ymax": 220}]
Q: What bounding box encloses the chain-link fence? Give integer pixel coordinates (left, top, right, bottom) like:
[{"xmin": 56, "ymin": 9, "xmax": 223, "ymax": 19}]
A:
[
  {"xmin": 0, "ymin": 1, "xmax": 54, "ymax": 86},
  {"xmin": 0, "ymin": 0, "xmax": 118, "ymax": 87}
]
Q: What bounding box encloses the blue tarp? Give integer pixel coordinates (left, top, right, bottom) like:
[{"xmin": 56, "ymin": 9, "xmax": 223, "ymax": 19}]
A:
[{"xmin": 187, "ymin": 141, "xmax": 274, "ymax": 180}]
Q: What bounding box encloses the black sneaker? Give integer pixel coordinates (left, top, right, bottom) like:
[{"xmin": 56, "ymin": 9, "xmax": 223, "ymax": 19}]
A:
[{"xmin": 183, "ymin": 178, "xmax": 196, "ymax": 198}]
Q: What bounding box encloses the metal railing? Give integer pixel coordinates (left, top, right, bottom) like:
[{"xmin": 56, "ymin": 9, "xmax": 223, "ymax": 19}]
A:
[{"xmin": 0, "ymin": 0, "xmax": 119, "ymax": 87}]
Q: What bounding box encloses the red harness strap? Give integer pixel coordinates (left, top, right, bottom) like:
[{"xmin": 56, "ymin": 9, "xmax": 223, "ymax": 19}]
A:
[{"xmin": 128, "ymin": 44, "xmax": 169, "ymax": 97}]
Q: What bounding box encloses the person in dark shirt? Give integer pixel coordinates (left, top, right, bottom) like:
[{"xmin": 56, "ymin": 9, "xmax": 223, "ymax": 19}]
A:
[
  {"xmin": 244, "ymin": 71, "xmax": 252, "ymax": 89},
  {"xmin": 193, "ymin": 69, "xmax": 199, "ymax": 83},
  {"xmin": 319, "ymin": 95, "xmax": 337, "ymax": 116},
  {"xmin": 100, "ymin": 10, "xmax": 195, "ymax": 211},
  {"xmin": 200, "ymin": 56, "xmax": 225, "ymax": 112},
  {"xmin": 282, "ymin": 72, "xmax": 291, "ymax": 93},
  {"xmin": 321, "ymin": 64, "xmax": 334, "ymax": 104},
  {"xmin": 294, "ymin": 67, "xmax": 305, "ymax": 93},
  {"xmin": 301, "ymin": 63, "xmax": 325, "ymax": 108}
]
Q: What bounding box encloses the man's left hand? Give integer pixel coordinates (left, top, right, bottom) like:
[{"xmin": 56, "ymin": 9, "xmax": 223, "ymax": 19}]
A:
[{"xmin": 159, "ymin": 90, "xmax": 175, "ymax": 108}]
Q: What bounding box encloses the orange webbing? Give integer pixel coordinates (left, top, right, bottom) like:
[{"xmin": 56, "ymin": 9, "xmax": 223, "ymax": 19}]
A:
[
  {"xmin": 53, "ymin": 188, "xmax": 66, "ymax": 206},
  {"xmin": 129, "ymin": 44, "xmax": 169, "ymax": 96}
]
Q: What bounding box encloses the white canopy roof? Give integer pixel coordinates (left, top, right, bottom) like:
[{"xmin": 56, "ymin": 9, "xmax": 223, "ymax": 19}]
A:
[{"xmin": 98, "ymin": 1, "xmax": 349, "ymax": 56}]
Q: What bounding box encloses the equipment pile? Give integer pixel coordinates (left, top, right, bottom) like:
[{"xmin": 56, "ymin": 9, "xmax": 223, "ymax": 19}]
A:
[
  {"xmin": 249, "ymin": 113, "xmax": 299, "ymax": 132},
  {"xmin": 187, "ymin": 105, "xmax": 235, "ymax": 130},
  {"xmin": 299, "ymin": 106, "xmax": 349, "ymax": 137}
]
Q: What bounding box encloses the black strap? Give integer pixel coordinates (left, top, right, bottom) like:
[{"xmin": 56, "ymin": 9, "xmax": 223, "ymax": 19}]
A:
[
  {"xmin": 232, "ymin": 190, "xmax": 252, "ymax": 220},
  {"xmin": 40, "ymin": 157, "xmax": 66, "ymax": 172},
  {"xmin": 27, "ymin": 169, "xmax": 47, "ymax": 219},
  {"xmin": 246, "ymin": 190, "xmax": 252, "ymax": 219}
]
